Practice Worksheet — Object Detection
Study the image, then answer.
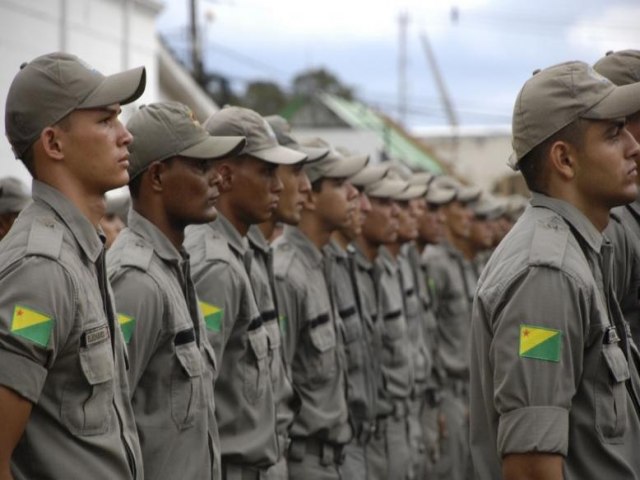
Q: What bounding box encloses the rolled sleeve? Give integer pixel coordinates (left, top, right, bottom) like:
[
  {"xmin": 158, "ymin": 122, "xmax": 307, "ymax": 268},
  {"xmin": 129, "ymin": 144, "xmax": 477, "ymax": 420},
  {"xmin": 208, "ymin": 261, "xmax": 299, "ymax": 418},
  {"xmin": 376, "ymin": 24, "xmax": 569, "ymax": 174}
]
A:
[
  {"xmin": 0, "ymin": 349, "xmax": 48, "ymax": 402},
  {"xmin": 498, "ymin": 405, "xmax": 569, "ymax": 456}
]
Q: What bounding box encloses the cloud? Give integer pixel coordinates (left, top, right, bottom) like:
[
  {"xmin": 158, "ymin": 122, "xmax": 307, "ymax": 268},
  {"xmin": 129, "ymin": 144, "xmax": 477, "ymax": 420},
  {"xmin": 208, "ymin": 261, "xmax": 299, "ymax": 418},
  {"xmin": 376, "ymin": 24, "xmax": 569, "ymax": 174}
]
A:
[{"xmin": 567, "ymin": 4, "xmax": 640, "ymax": 58}]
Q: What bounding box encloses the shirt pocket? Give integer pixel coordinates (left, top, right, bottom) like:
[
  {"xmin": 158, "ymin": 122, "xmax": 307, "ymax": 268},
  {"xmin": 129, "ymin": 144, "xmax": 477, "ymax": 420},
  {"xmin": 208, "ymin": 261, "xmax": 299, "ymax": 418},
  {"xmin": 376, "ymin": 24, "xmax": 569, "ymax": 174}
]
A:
[
  {"xmin": 263, "ymin": 316, "xmax": 282, "ymax": 381},
  {"xmin": 382, "ymin": 309, "xmax": 408, "ymax": 367},
  {"xmin": 595, "ymin": 340, "xmax": 630, "ymax": 443},
  {"xmin": 243, "ymin": 324, "xmax": 269, "ymax": 404},
  {"xmin": 62, "ymin": 331, "xmax": 115, "ymax": 436},
  {"xmin": 171, "ymin": 331, "xmax": 204, "ymax": 429},
  {"xmin": 306, "ymin": 313, "xmax": 337, "ymax": 386},
  {"xmin": 340, "ymin": 306, "xmax": 364, "ymax": 372}
]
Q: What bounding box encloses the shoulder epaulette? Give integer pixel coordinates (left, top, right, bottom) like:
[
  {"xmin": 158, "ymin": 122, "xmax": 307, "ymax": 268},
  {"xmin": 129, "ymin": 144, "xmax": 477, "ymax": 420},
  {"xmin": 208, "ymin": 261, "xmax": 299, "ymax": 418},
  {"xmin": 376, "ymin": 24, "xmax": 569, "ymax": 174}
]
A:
[
  {"xmin": 273, "ymin": 244, "xmax": 296, "ymax": 280},
  {"xmin": 26, "ymin": 216, "xmax": 63, "ymax": 259},
  {"xmin": 204, "ymin": 232, "xmax": 233, "ymax": 263},
  {"xmin": 120, "ymin": 238, "xmax": 154, "ymax": 271},
  {"xmin": 529, "ymin": 216, "xmax": 569, "ymax": 268}
]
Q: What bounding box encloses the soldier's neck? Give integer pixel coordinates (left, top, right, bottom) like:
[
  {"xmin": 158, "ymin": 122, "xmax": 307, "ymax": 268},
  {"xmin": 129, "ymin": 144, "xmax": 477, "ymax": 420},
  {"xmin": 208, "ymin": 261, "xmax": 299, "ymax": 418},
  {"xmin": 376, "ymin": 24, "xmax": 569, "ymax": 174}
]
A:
[
  {"xmin": 355, "ymin": 236, "xmax": 378, "ymax": 262},
  {"xmin": 258, "ymin": 219, "xmax": 276, "ymax": 242},
  {"xmin": 331, "ymin": 230, "xmax": 350, "ymax": 250},
  {"xmin": 132, "ymin": 201, "xmax": 184, "ymax": 250},
  {"xmin": 298, "ymin": 214, "xmax": 332, "ymax": 250}
]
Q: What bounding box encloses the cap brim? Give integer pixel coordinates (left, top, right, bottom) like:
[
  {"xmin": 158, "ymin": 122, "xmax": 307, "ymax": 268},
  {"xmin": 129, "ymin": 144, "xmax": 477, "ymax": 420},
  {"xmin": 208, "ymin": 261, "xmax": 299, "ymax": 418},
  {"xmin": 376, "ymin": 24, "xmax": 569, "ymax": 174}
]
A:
[
  {"xmin": 458, "ymin": 186, "xmax": 482, "ymax": 203},
  {"xmin": 583, "ymin": 81, "xmax": 640, "ymax": 120},
  {"xmin": 365, "ymin": 179, "xmax": 407, "ymax": 198},
  {"xmin": 426, "ymin": 187, "xmax": 456, "ymax": 205},
  {"xmin": 298, "ymin": 145, "xmax": 330, "ymax": 163},
  {"xmin": 251, "ymin": 144, "xmax": 307, "ymax": 165},
  {"xmin": 349, "ymin": 164, "xmax": 390, "ymax": 187},
  {"xmin": 80, "ymin": 66, "xmax": 146, "ymax": 108},
  {"xmin": 181, "ymin": 136, "xmax": 246, "ymax": 160},
  {"xmin": 393, "ymin": 184, "xmax": 427, "ymax": 201},
  {"xmin": 326, "ymin": 154, "xmax": 369, "ymax": 179}
]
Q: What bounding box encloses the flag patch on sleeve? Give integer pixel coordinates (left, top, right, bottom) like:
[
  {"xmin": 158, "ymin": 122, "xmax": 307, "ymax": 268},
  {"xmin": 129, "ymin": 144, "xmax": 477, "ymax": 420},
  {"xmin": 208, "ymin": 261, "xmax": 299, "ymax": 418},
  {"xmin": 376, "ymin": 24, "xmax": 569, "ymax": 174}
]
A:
[
  {"xmin": 11, "ymin": 305, "xmax": 53, "ymax": 347},
  {"xmin": 117, "ymin": 313, "xmax": 135, "ymax": 344},
  {"xmin": 519, "ymin": 324, "xmax": 561, "ymax": 362},
  {"xmin": 199, "ymin": 301, "xmax": 223, "ymax": 333}
]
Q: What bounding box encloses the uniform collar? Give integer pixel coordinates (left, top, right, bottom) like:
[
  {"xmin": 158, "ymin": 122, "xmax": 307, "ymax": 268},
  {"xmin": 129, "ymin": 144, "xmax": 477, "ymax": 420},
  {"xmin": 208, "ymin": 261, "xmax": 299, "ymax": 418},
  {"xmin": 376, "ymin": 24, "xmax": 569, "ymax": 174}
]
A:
[
  {"xmin": 376, "ymin": 245, "xmax": 397, "ymax": 273},
  {"xmin": 530, "ymin": 192, "xmax": 603, "ymax": 253},
  {"xmin": 351, "ymin": 242, "xmax": 373, "ymax": 271},
  {"xmin": 627, "ymin": 195, "xmax": 640, "ymax": 219},
  {"xmin": 283, "ymin": 225, "xmax": 323, "ymax": 268},
  {"xmin": 212, "ymin": 213, "xmax": 249, "ymax": 258},
  {"xmin": 247, "ymin": 225, "xmax": 270, "ymax": 254},
  {"xmin": 32, "ymin": 180, "xmax": 104, "ymax": 263},
  {"xmin": 324, "ymin": 238, "xmax": 348, "ymax": 260},
  {"xmin": 127, "ymin": 209, "xmax": 184, "ymax": 264}
]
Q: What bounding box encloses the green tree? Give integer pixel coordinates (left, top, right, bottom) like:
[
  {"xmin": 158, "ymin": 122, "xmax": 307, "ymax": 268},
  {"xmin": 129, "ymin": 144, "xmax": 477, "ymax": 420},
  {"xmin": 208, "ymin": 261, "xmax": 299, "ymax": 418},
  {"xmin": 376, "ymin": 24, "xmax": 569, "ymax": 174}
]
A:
[
  {"xmin": 292, "ymin": 68, "xmax": 354, "ymax": 100},
  {"xmin": 242, "ymin": 81, "xmax": 288, "ymax": 115}
]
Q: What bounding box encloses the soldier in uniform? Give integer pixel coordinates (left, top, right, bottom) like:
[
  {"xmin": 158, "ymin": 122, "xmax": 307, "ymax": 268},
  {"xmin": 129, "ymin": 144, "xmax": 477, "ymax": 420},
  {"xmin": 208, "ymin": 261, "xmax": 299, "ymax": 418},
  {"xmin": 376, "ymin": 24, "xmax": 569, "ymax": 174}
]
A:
[
  {"xmin": 273, "ymin": 139, "xmax": 366, "ymax": 480},
  {"xmin": 107, "ymin": 102, "xmax": 246, "ymax": 480},
  {"xmin": 351, "ymin": 176, "xmax": 412, "ymax": 480},
  {"xmin": 470, "ymin": 61, "xmax": 640, "ymax": 479},
  {"xmin": 414, "ymin": 180, "xmax": 457, "ymax": 477},
  {"xmin": 423, "ymin": 177, "xmax": 480, "ymax": 480},
  {"xmin": 595, "ymin": 50, "xmax": 640, "ymax": 346},
  {"xmin": 185, "ymin": 106, "xmax": 305, "ymax": 480},
  {"xmin": 327, "ymin": 162, "xmax": 389, "ymax": 480},
  {"xmin": 0, "ymin": 177, "xmax": 30, "ymax": 240},
  {"xmin": 247, "ymin": 115, "xmax": 328, "ymax": 480},
  {"xmin": 0, "ymin": 52, "xmax": 145, "ymax": 479}
]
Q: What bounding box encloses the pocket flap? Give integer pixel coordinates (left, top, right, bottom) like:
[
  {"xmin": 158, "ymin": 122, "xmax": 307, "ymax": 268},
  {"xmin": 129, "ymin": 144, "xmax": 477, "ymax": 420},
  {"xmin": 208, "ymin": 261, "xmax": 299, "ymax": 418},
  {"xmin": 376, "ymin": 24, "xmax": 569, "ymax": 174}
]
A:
[
  {"xmin": 79, "ymin": 339, "xmax": 114, "ymax": 385},
  {"xmin": 247, "ymin": 326, "xmax": 269, "ymax": 360},
  {"xmin": 603, "ymin": 345, "xmax": 631, "ymax": 383},
  {"xmin": 309, "ymin": 316, "xmax": 336, "ymax": 352},
  {"xmin": 264, "ymin": 319, "xmax": 281, "ymax": 350},
  {"xmin": 175, "ymin": 343, "xmax": 203, "ymax": 378}
]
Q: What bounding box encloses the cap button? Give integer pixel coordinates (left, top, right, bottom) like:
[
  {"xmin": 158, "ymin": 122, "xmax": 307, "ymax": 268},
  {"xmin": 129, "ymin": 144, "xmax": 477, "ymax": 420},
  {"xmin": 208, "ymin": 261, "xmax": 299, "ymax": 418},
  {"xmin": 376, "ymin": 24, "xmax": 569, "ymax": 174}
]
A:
[
  {"xmin": 532, "ymin": 68, "xmax": 541, "ymax": 76},
  {"xmin": 19, "ymin": 62, "xmax": 28, "ymax": 70},
  {"xmin": 605, "ymin": 50, "xmax": 614, "ymax": 56}
]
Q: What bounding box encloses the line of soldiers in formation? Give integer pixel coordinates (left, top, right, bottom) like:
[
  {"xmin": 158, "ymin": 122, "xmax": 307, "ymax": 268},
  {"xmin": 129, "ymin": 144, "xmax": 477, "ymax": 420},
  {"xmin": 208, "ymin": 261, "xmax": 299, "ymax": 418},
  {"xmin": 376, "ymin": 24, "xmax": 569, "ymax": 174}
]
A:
[
  {"xmin": 4, "ymin": 48, "xmax": 640, "ymax": 480},
  {"xmin": 0, "ymin": 50, "xmax": 526, "ymax": 480}
]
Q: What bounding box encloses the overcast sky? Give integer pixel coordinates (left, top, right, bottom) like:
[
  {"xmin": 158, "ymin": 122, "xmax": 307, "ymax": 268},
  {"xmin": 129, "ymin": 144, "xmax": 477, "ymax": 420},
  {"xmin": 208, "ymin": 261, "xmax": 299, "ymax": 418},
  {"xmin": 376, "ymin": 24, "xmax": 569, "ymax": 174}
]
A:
[{"xmin": 157, "ymin": 0, "xmax": 640, "ymax": 128}]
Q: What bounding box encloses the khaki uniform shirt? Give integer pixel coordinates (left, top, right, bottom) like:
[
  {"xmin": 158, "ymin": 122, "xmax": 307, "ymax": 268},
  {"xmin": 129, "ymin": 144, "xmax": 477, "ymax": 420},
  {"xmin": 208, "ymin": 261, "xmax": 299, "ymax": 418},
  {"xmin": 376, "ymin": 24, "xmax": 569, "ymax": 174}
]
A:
[
  {"xmin": 273, "ymin": 226, "xmax": 350, "ymax": 444},
  {"xmin": 470, "ymin": 193, "xmax": 640, "ymax": 479},
  {"xmin": 0, "ymin": 181, "xmax": 142, "ymax": 480},
  {"xmin": 107, "ymin": 210, "xmax": 219, "ymax": 480},
  {"xmin": 351, "ymin": 243, "xmax": 385, "ymax": 416},
  {"xmin": 246, "ymin": 225, "xmax": 298, "ymax": 446},
  {"xmin": 423, "ymin": 240, "xmax": 477, "ymax": 380},
  {"xmin": 398, "ymin": 244, "xmax": 431, "ymax": 395},
  {"xmin": 324, "ymin": 239, "xmax": 377, "ymax": 429},
  {"xmin": 608, "ymin": 199, "xmax": 640, "ymax": 344},
  {"xmin": 374, "ymin": 246, "xmax": 413, "ymax": 404},
  {"xmin": 185, "ymin": 215, "xmax": 278, "ymax": 468}
]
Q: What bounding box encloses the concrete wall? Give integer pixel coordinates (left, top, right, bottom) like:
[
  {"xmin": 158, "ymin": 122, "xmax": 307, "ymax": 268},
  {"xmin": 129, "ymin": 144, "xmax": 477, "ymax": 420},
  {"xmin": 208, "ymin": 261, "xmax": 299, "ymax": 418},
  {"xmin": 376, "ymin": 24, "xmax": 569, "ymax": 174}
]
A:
[
  {"xmin": 414, "ymin": 126, "xmax": 514, "ymax": 190},
  {"xmin": 0, "ymin": 0, "xmax": 162, "ymax": 183}
]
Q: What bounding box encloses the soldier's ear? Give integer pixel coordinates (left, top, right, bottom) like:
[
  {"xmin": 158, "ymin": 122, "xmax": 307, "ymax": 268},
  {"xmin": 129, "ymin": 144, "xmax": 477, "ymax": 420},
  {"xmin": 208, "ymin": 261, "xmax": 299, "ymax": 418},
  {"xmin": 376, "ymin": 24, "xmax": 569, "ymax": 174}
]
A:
[
  {"xmin": 548, "ymin": 140, "xmax": 576, "ymax": 181},
  {"xmin": 216, "ymin": 163, "xmax": 234, "ymax": 193},
  {"xmin": 40, "ymin": 126, "xmax": 64, "ymax": 161},
  {"xmin": 147, "ymin": 161, "xmax": 166, "ymax": 193}
]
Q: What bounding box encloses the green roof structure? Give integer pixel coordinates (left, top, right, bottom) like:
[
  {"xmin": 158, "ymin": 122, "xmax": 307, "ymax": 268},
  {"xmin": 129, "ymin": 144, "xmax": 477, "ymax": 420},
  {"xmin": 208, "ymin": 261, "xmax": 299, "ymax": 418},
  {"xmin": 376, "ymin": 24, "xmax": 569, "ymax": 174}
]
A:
[{"xmin": 282, "ymin": 92, "xmax": 445, "ymax": 173}]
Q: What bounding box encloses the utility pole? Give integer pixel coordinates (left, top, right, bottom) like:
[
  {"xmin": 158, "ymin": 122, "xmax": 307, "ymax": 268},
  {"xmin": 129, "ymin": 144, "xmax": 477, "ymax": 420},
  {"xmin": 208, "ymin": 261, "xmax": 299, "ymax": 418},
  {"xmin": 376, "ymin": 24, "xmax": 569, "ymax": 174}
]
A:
[
  {"xmin": 398, "ymin": 11, "xmax": 409, "ymax": 127},
  {"xmin": 420, "ymin": 32, "xmax": 458, "ymax": 128},
  {"xmin": 190, "ymin": 0, "xmax": 204, "ymax": 85}
]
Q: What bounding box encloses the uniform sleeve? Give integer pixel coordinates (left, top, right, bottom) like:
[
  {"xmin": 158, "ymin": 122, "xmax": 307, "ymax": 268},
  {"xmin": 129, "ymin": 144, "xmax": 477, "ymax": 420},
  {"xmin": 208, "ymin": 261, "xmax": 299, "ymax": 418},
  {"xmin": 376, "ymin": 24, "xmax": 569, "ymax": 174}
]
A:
[
  {"xmin": 274, "ymin": 275, "xmax": 304, "ymax": 366},
  {"xmin": 110, "ymin": 268, "xmax": 165, "ymax": 392},
  {"xmin": 483, "ymin": 266, "xmax": 586, "ymax": 457},
  {"xmin": 0, "ymin": 256, "xmax": 75, "ymax": 403},
  {"xmin": 192, "ymin": 260, "xmax": 240, "ymax": 365}
]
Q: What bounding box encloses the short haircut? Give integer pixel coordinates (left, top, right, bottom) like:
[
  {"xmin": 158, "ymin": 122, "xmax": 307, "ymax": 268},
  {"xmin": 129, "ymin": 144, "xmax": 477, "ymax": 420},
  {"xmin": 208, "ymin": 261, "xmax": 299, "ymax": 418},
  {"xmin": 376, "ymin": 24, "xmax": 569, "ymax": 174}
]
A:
[{"xmin": 519, "ymin": 119, "xmax": 587, "ymax": 194}]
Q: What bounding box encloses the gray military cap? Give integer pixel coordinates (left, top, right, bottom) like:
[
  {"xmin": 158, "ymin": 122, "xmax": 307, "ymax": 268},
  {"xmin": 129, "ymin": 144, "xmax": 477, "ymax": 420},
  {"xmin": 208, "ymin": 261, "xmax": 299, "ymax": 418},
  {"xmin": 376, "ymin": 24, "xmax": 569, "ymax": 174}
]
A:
[
  {"xmin": 300, "ymin": 138, "xmax": 368, "ymax": 183},
  {"xmin": 432, "ymin": 176, "xmax": 481, "ymax": 203},
  {"xmin": 510, "ymin": 61, "xmax": 640, "ymax": 168},
  {"xmin": 0, "ymin": 177, "xmax": 30, "ymax": 214},
  {"xmin": 204, "ymin": 106, "xmax": 306, "ymax": 165},
  {"xmin": 472, "ymin": 194, "xmax": 506, "ymax": 220},
  {"xmin": 5, "ymin": 52, "xmax": 146, "ymax": 160},
  {"xmin": 349, "ymin": 164, "xmax": 390, "ymax": 188},
  {"xmin": 594, "ymin": 50, "xmax": 640, "ymax": 86},
  {"xmin": 425, "ymin": 180, "xmax": 456, "ymax": 205},
  {"xmin": 264, "ymin": 115, "xmax": 329, "ymax": 162},
  {"xmin": 126, "ymin": 101, "xmax": 246, "ymax": 179},
  {"xmin": 365, "ymin": 177, "xmax": 408, "ymax": 199}
]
